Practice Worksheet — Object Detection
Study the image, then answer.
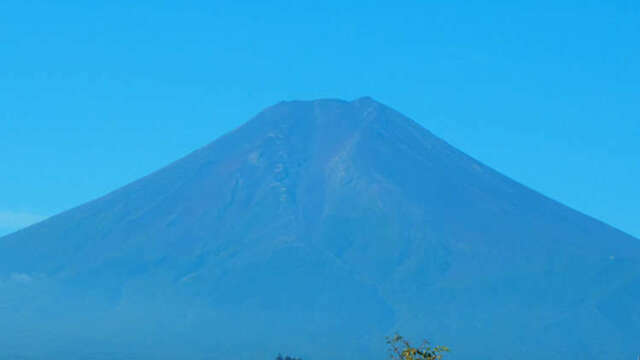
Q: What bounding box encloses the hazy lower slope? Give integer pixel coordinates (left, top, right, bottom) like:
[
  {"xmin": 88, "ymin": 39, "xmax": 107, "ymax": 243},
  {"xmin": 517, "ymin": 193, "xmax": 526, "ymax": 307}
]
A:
[{"xmin": 1, "ymin": 97, "xmax": 638, "ymax": 359}]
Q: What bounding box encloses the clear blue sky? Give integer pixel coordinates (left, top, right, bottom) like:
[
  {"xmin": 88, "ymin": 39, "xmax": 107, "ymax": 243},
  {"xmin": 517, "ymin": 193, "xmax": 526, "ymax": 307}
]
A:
[{"xmin": 1, "ymin": 0, "xmax": 638, "ymax": 238}]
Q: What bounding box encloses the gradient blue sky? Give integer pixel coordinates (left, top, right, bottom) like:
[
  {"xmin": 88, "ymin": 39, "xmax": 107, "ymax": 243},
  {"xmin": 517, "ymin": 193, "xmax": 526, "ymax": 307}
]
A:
[{"xmin": 1, "ymin": 0, "xmax": 638, "ymax": 238}]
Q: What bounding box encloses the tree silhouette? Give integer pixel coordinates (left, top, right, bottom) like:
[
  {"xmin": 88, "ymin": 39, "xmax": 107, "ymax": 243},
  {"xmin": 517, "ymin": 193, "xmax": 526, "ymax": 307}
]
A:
[{"xmin": 275, "ymin": 354, "xmax": 302, "ymax": 360}]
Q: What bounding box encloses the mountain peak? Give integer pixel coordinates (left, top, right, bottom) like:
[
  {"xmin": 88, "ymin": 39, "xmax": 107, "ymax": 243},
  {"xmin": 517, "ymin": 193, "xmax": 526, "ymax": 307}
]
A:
[
  {"xmin": 352, "ymin": 95, "xmax": 378, "ymax": 104},
  {"xmin": 0, "ymin": 98, "xmax": 638, "ymax": 360},
  {"xmin": 251, "ymin": 97, "xmax": 410, "ymax": 135},
  {"xmin": 266, "ymin": 96, "xmax": 383, "ymax": 112}
]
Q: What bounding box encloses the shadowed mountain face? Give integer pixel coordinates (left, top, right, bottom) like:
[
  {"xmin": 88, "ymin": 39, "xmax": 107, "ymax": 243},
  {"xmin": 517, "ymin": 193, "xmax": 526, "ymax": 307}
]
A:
[{"xmin": 1, "ymin": 98, "xmax": 638, "ymax": 359}]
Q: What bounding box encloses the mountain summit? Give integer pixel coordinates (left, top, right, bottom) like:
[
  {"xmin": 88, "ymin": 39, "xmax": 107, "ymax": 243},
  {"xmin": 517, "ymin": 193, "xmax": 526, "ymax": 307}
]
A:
[{"xmin": 1, "ymin": 98, "xmax": 638, "ymax": 359}]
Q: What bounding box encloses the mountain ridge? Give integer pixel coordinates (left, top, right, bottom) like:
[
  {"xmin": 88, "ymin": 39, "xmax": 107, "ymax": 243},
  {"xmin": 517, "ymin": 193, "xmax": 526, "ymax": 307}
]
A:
[
  {"xmin": 8, "ymin": 96, "xmax": 631, "ymax": 241},
  {"xmin": 0, "ymin": 97, "xmax": 638, "ymax": 360}
]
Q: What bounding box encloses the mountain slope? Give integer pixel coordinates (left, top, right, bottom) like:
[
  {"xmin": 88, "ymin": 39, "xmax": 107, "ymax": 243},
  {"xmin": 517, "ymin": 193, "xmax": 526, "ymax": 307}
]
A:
[{"xmin": 1, "ymin": 97, "xmax": 638, "ymax": 359}]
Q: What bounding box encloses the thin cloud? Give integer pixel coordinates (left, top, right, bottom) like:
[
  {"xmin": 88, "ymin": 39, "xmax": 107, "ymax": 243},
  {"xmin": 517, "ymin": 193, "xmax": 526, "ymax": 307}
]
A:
[{"xmin": 10, "ymin": 273, "xmax": 32, "ymax": 283}]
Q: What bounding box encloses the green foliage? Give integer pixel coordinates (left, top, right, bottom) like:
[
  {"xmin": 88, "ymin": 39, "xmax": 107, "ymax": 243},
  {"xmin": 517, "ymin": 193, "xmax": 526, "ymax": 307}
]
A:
[{"xmin": 386, "ymin": 334, "xmax": 449, "ymax": 360}]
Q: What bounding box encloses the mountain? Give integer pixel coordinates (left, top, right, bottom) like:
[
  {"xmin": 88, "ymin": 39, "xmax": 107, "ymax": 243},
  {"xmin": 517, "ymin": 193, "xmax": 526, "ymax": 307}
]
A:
[{"xmin": 0, "ymin": 97, "xmax": 638, "ymax": 360}]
